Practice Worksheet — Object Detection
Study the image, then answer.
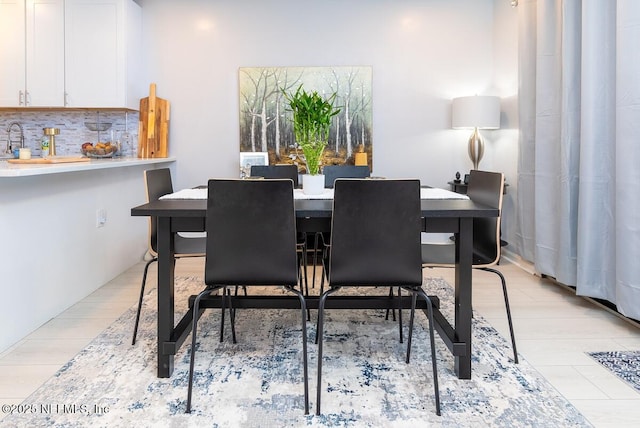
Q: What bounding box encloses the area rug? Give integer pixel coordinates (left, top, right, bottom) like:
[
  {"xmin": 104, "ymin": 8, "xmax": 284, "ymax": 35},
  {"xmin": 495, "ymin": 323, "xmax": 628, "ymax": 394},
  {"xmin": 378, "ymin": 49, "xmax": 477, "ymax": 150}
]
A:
[
  {"xmin": 3, "ymin": 276, "xmax": 591, "ymax": 428},
  {"xmin": 588, "ymin": 351, "xmax": 640, "ymax": 393}
]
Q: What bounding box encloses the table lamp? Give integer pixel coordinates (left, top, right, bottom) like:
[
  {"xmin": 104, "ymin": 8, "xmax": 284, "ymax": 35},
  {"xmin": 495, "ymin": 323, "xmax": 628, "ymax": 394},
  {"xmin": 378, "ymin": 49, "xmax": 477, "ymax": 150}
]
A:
[{"xmin": 451, "ymin": 95, "xmax": 500, "ymax": 170}]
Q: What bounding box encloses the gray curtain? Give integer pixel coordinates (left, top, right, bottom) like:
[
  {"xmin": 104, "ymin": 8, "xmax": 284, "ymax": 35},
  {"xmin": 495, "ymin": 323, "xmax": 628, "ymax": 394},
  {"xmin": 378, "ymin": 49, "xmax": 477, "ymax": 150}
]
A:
[{"xmin": 516, "ymin": 0, "xmax": 640, "ymax": 320}]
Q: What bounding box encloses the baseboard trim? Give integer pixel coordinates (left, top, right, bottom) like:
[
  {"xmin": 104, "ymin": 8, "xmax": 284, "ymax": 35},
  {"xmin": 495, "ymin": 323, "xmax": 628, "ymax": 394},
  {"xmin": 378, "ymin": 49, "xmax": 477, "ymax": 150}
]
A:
[
  {"xmin": 501, "ymin": 248, "xmax": 538, "ymax": 276},
  {"xmin": 541, "ymin": 274, "xmax": 640, "ymax": 328},
  {"xmin": 472, "ymin": 247, "xmax": 637, "ymax": 328}
]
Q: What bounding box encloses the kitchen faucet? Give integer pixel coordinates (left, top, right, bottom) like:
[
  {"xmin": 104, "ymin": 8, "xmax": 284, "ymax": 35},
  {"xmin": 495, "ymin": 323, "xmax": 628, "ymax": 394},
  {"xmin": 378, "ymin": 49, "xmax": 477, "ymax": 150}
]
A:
[{"xmin": 6, "ymin": 121, "xmax": 25, "ymax": 154}]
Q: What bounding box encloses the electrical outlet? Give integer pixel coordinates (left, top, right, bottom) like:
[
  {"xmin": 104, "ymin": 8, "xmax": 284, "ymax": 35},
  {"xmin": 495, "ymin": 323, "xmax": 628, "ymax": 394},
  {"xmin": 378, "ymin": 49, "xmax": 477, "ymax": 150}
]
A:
[{"xmin": 96, "ymin": 208, "xmax": 107, "ymax": 228}]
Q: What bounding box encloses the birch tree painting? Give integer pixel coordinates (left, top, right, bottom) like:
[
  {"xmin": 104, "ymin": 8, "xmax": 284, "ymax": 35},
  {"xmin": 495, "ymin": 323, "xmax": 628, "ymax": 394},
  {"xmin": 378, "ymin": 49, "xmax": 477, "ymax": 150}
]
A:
[{"xmin": 239, "ymin": 66, "xmax": 372, "ymax": 172}]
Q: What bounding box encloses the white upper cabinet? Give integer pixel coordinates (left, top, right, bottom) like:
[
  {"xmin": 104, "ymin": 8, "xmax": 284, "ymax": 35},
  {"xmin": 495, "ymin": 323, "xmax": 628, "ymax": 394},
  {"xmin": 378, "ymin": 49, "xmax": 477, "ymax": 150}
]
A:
[
  {"xmin": 0, "ymin": 0, "xmax": 65, "ymax": 107},
  {"xmin": 0, "ymin": 0, "xmax": 26, "ymax": 106},
  {"xmin": 64, "ymin": 0, "xmax": 142, "ymax": 109},
  {"xmin": 0, "ymin": 0, "xmax": 142, "ymax": 109},
  {"xmin": 26, "ymin": 0, "xmax": 66, "ymax": 107}
]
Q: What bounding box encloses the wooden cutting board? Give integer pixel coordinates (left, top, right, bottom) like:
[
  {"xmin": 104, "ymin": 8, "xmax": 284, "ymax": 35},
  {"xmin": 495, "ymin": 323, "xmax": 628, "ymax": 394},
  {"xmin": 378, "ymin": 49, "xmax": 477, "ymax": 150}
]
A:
[
  {"xmin": 7, "ymin": 156, "xmax": 90, "ymax": 164},
  {"xmin": 138, "ymin": 83, "xmax": 170, "ymax": 158}
]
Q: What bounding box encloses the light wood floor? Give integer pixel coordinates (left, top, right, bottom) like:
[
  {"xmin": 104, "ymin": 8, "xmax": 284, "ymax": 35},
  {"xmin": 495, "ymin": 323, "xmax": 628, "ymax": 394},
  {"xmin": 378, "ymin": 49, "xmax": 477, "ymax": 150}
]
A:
[{"xmin": 1, "ymin": 257, "xmax": 639, "ymax": 427}]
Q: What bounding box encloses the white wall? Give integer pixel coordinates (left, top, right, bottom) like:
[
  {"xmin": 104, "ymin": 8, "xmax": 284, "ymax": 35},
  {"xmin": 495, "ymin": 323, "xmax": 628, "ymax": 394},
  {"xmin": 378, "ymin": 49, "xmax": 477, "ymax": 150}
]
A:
[{"xmin": 139, "ymin": 2, "xmax": 517, "ymax": 172}]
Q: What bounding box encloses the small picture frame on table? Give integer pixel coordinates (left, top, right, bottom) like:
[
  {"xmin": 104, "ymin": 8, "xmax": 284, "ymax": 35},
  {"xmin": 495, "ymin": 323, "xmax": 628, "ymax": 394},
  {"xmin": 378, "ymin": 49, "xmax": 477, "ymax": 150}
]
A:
[
  {"xmin": 463, "ymin": 174, "xmax": 470, "ymax": 185},
  {"xmin": 239, "ymin": 151, "xmax": 268, "ymax": 178}
]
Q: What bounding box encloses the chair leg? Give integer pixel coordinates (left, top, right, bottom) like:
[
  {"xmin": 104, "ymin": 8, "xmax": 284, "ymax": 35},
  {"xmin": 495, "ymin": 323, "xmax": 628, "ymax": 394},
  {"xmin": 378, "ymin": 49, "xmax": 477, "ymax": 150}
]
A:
[
  {"xmin": 406, "ymin": 291, "xmax": 417, "ymax": 363},
  {"xmin": 299, "ymin": 246, "xmax": 310, "ymax": 297},
  {"xmin": 229, "ymin": 288, "xmax": 237, "ymax": 343},
  {"xmin": 405, "ymin": 287, "xmax": 441, "ymax": 416},
  {"xmin": 384, "ymin": 287, "xmax": 397, "ymax": 322},
  {"xmin": 312, "ymin": 233, "xmax": 320, "ymax": 289},
  {"xmin": 418, "ymin": 288, "xmax": 441, "ymax": 416},
  {"xmin": 131, "ymin": 257, "xmax": 157, "ymax": 345},
  {"xmin": 318, "ymin": 244, "xmax": 330, "ymax": 296},
  {"xmin": 219, "ymin": 287, "xmax": 226, "ymax": 342},
  {"xmin": 315, "ymin": 286, "xmax": 341, "ymax": 415},
  {"xmin": 284, "ymin": 285, "xmax": 310, "ymax": 415},
  {"xmin": 297, "ymin": 252, "xmax": 303, "ymax": 290},
  {"xmin": 303, "ymin": 251, "xmax": 310, "ymax": 297},
  {"xmin": 480, "ymin": 267, "xmax": 518, "ymax": 364},
  {"xmin": 397, "ymin": 287, "xmax": 403, "ymax": 344},
  {"xmin": 218, "ymin": 287, "xmax": 237, "ymax": 344},
  {"xmin": 298, "ymin": 250, "xmax": 311, "ymax": 321},
  {"xmin": 314, "ymin": 257, "xmax": 327, "ymax": 345},
  {"xmin": 314, "ymin": 251, "xmax": 331, "ymax": 344},
  {"xmin": 186, "ymin": 286, "xmax": 219, "ymax": 413}
]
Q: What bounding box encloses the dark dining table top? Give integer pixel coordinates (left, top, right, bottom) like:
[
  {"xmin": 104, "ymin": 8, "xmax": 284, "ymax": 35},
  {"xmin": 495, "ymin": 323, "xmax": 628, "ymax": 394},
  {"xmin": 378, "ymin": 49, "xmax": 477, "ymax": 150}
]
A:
[{"xmin": 131, "ymin": 197, "xmax": 499, "ymax": 219}]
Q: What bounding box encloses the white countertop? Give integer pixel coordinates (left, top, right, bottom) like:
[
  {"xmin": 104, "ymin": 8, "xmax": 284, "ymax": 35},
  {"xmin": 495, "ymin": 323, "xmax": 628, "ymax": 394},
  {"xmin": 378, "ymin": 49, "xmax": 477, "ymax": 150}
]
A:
[{"xmin": 0, "ymin": 156, "xmax": 176, "ymax": 177}]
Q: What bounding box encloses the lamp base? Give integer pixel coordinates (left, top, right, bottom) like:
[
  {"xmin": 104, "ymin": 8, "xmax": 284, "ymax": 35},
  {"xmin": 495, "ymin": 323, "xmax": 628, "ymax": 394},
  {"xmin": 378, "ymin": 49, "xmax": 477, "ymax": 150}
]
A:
[{"xmin": 467, "ymin": 127, "xmax": 484, "ymax": 170}]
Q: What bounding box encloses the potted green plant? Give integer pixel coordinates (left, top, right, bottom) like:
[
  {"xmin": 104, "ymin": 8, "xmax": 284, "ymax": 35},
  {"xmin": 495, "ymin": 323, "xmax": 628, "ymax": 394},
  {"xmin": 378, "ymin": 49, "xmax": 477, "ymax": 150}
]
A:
[{"xmin": 283, "ymin": 84, "xmax": 341, "ymax": 194}]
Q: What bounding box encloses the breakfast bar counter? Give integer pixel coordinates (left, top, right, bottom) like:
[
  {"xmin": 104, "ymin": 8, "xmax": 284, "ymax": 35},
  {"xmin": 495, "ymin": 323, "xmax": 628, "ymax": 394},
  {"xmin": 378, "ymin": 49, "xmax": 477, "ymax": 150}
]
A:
[{"xmin": 0, "ymin": 157, "xmax": 175, "ymax": 354}]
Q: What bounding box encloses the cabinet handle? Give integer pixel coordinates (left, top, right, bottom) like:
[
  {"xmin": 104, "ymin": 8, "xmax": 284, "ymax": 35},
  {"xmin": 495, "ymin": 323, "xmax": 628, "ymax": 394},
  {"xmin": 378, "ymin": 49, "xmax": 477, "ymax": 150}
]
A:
[
  {"xmin": 64, "ymin": 92, "xmax": 69, "ymax": 107},
  {"xmin": 25, "ymin": 91, "xmax": 31, "ymax": 106},
  {"xmin": 19, "ymin": 90, "xmax": 25, "ymax": 106}
]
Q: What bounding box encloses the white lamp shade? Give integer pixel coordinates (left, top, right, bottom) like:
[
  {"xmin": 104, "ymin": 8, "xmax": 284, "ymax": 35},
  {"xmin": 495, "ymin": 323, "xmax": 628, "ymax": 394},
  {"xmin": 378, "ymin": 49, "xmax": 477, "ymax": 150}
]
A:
[{"xmin": 451, "ymin": 95, "xmax": 501, "ymax": 129}]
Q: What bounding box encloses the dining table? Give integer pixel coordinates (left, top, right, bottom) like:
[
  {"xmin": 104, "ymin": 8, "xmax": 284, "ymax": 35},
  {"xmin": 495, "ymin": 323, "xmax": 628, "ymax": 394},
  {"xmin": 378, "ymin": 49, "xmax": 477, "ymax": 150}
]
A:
[{"xmin": 130, "ymin": 186, "xmax": 499, "ymax": 381}]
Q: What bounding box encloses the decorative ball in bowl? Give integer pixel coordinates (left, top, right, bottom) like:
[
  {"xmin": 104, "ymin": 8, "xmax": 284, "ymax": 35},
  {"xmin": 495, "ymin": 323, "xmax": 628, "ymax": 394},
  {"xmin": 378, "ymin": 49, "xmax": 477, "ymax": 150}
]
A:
[{"xmin": 82, "ymin": 142, "xmax": 118, "ymax": 158}]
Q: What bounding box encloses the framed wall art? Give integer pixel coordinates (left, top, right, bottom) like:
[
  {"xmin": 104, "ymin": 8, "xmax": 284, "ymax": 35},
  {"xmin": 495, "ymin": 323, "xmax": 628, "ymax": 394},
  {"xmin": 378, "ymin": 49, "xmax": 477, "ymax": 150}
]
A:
[{"xmin": 239, "ymin": 66, "xmax": 373, "ymax": 173}]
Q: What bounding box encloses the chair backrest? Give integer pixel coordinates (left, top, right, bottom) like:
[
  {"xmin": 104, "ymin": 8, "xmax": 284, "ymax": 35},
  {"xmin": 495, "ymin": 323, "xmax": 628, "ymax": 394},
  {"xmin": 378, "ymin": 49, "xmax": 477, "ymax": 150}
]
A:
[
  {"xmin": 250, "ymin": 164, "xmax": 299, "ymax": 187},
  {"xmin": 329, "ymin": 179, "xmax": 423, "ymax": 286},
  {"xmin": 144, "ymin": 168, "xmax": 174, "ymax": 254},
  {"xmin": 467, "ymin": 170, "xmax": 504, "ymax": 266},
  {"xmin": 323, "ymin": 165, "xmax": 370, "ymax": 188},
  {"xmin": 205, "ymin": 179, "xmax": 299, "ymax": 286}
]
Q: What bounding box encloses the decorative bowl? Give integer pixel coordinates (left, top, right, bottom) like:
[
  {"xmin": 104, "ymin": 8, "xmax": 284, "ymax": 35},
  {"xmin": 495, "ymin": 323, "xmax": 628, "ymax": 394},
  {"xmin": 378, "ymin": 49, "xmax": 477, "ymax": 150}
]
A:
[
  {"xmin": 82, "ymin": 144, "xmax": 118, "ymax": 158},
  {"xmin": 84, "ymin": 122, "xmax": 112, "ymax": 132}
]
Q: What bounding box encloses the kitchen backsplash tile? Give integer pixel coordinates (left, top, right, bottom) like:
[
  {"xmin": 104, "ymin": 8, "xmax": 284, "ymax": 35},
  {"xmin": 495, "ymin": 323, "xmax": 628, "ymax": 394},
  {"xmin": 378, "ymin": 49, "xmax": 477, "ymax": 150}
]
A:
[{"xmin": 1, "ymin": 110, "xmax": 139, "ymax": 157}]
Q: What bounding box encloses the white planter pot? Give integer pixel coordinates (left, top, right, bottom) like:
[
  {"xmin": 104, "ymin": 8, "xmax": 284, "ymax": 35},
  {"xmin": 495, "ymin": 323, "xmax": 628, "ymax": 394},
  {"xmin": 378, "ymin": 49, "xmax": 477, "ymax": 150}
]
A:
[{"xmin": 302, "ymin": 174, "xmax": 325, "ymax": 195}]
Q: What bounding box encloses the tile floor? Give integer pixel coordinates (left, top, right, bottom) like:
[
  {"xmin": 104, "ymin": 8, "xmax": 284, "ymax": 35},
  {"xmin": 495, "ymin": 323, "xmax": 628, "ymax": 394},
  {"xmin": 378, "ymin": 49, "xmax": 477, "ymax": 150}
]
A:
[{"xmin": 1, "ymin": 257, "xmax": 639, "ymax": 427}]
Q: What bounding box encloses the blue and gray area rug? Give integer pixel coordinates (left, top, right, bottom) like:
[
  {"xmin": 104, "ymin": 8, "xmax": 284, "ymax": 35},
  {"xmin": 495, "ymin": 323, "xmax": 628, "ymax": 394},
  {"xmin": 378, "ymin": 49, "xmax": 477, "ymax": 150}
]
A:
[
  {"xmin": 4, "ymin": 276, "xmax": 591, "ymax": 427},
  {"xmin": 588, "ymin": 351, "xmax": 640, "ymax": 393}
]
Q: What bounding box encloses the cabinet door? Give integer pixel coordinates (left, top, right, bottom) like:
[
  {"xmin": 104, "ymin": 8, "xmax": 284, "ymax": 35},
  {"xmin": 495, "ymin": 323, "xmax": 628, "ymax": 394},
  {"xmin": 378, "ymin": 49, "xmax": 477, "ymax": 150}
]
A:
[
  {"xmin": 25, "ymin": 0, "xmax": 65, "ymax": 107},
  {"xmin": 64, "ymin": 0, "xmax": 123, "ymax": 107},
  {"xmin": 0, "ymin": 0, "xmax": 26, "ymax": 106}
]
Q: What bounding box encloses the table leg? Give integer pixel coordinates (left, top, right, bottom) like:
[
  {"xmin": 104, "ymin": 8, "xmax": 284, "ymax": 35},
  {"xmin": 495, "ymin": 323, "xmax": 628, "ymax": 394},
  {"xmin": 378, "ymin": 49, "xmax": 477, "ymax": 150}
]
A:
[
  {"xmin": 157, "ymin": 217, "xmax": 175, "ymax": 378},
  {"xmin": 454, "ymin": 217, "xmax": 473, "ymax": 379}
]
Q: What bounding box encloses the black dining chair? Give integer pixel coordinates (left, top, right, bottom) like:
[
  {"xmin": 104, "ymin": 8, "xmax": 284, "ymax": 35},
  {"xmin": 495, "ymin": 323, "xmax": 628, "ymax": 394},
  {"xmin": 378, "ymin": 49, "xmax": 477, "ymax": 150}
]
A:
[
  {"xmin": 315, "ymin": 178, "xmax": 440, "ymax": 416},
  {"xmin": 250, "ymin": 164, "xmax": 299, "ymax": 187},
  {"xmin": 185, "ymin": 178, "xmax": 309, "ymax": 414},
  {"xmin": 131, "ymin": 168, "xmax": 206, "ymax": 345},
  {"xmin": 322, "ymin": 164, "xmax": 370, "ymax": 188},
  {"xmin": 419, "ymin": 170, "xmax": 518, "ymax": 364}
]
